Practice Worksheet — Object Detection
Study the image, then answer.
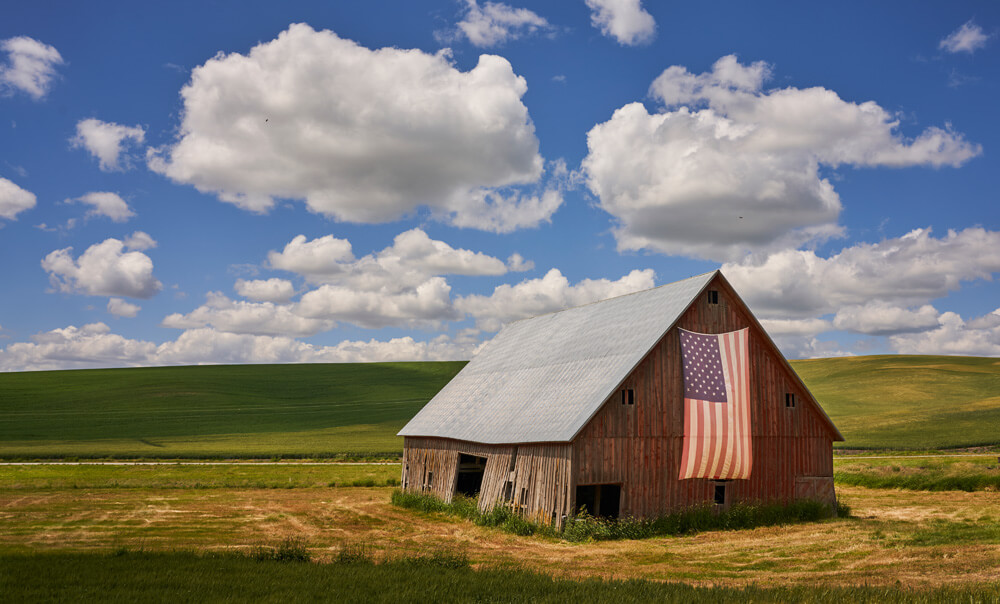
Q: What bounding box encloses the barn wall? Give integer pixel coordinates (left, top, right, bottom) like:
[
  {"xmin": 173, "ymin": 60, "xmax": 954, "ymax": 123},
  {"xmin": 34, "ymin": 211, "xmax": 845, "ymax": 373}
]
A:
[
  {"xmin": 573, "ymin": 275, "xmax": 837, "ymax": 517},
  {"xmin": 402, "ymin": 437, "xmax": 573, "ymax": 525}
]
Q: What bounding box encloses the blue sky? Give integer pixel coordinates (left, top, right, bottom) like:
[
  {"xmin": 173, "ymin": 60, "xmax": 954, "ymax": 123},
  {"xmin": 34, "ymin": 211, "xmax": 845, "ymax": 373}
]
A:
[{"xmin": 1, "ymin": 0, "xmax": 998, "ymax": 370}]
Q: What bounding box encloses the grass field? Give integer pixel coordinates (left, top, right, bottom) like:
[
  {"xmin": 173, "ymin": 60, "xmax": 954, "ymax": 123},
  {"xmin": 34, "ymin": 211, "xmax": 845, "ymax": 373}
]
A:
[
  {"xmin": 2, "ymin": 551, "xmax": 997, "ymax": 603},
  {"xmin": 2, "ymin": 481, "xmax": 999, "ymax": 588},
  {"xmin": 1, "ymin": 355, "xmax": 998, "ymax": 458},
  {"xmin": 834, "ymin": 455, "xmax": 1000, "ymax": 491},
  {"xmin": 790, "ymin": 355, "xmax": 1000, "ymax": 449},
  {"xmin": 0, "ymin": 362, "xmax": 463, "ymax": 458}
]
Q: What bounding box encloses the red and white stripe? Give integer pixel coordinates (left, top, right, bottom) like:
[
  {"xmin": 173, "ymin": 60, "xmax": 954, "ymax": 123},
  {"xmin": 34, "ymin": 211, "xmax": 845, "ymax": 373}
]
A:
[{"xmin": 678, "ymin": 328, "xmax": 752, "ymax": 480}]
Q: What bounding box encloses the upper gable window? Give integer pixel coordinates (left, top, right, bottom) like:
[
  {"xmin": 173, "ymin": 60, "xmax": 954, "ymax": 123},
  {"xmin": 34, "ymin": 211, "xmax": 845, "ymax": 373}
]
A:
[
  {"xmin": 707, "ymin": 290, "xmax": 719, "ymax": 305},
  {"xmin": 621, "ymin": 388, "xmax": 634, "ymax": 406},
  {"xmin": 785, "ymin": 393, "xmax": 797, "ymax": 408}
]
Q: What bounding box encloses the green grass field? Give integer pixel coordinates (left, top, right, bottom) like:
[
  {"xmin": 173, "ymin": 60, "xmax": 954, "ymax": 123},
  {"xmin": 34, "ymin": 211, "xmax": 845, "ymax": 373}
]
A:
[
  {"xmin": 790, "ymin": 355, "xmax": 1000, "ymax": 449},
  {"xmin": 0, "ymin": 362, "xmax": 463, "ymax": 458},
  {"xmin": 1, "ymin": 355, "xmax": 998, "ymax": 457},
  {"xmin": 2, "ymin": 551, "xmax": 997, "ymax": 603}
]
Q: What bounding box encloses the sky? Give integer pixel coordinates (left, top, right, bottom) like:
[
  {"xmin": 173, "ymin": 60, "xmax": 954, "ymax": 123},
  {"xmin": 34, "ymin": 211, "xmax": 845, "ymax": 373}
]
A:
[{"xmin": 1, "ymin": 0, "xmax": 998, "ymax": 371}]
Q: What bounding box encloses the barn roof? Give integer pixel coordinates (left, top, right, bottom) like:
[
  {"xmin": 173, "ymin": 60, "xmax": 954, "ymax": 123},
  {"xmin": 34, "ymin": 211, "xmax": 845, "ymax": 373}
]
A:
[{"xmin": 398, "ymin": 271, "xmax": 719, "ymax": 444}]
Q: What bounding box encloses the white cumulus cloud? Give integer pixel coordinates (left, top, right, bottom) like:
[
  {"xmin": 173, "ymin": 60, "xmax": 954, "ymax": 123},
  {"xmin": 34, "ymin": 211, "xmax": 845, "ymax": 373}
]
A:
[
  {"xmin": 149, "ymin": 23, "xmax": 554, "ymax": 232},
  {"xmin": 234, "ymin": 278, "xmax": 295, "ymax": 303},
  {"xmin": 107, "ymin": 297, "xmax": 141, "ymax": 318},
  {"xmin": 68, "ymin": 192, "xmax": 135, "ymax": 222},
  {"xmin": 453, "ymin": 0, "xmax": 553, "ymax": 47},
  {"xmin": 0, "ymin": 176, "xmax": 36, "ymax": 220},
  {"xmin": 296, "ymin": 277, "xmax": 460, "ymax": 329},
  {"xmin": 890, "ymin": 309, "xmax": 1000, "ymax": 356},
  {"xmin": 583, "ymin": 55, "xmax": 981, "ymax": 260},
  {"xmin": 41, "ymin": 235, "xmax": 162, "ymax": 299},
  {"xmin": 0, "ymin": 323, "xmax": 157, "ymax": 371},
  {"xmin": 456, "ymin": 267, "xmax": 656, "ymax": 331},
  {"xmin": 585, "ymin": 0, "xmax": 655, "ymax": 46},
  {"xmin": 71, "ymin": 119, "xmax": 146, "ymax": 171},
  {"xmin": 124, "ymin": 231, "xmax": 157, "ymax": 251},
  {"xmin": 722, "ymin": 227, "xmax": 1000, "ymax": 320},
  {"xmin": 939, "ymin": 20, "xmax": 991, "ymax": 54},
  {"xmin": 162, "ymin": 292, "xmax": 335, "ymax": 337},
  {"xmin": 832, "ymin": 302, "xmax": 941, "ymax": 336},
  {"xmin": 0, "ymin": 36, "xmax": 63, "ymax": 99}
]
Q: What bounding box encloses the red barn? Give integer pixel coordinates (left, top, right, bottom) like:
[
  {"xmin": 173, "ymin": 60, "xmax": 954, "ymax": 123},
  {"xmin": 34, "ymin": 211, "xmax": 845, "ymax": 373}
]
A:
[{"xmin": 398, "ymin": 270, "xmax": 843, "ymax": 526}]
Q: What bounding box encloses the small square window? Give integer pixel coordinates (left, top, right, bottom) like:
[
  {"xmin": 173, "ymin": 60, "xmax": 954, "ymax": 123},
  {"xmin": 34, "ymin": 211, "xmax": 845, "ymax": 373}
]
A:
[
  {"xmin": 707, "ymin": 290, "xmax": 719, "ymax": 305},
  {"xmin": 621, "ymin": 388, "xmax": 634, "ymax": 405},
  {"xmin": 785, "ymin": 393, "xmax": 796, "ymax": 408}
]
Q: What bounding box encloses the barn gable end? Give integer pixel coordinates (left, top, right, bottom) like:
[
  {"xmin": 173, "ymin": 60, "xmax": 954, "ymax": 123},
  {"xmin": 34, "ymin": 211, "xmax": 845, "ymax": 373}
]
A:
[{"xmin": 398, "ymin": 271, "xmax": 842, "ymax": 526}]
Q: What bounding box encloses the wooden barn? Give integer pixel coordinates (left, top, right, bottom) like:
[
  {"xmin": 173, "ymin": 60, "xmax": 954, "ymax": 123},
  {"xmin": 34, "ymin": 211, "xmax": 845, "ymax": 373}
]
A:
[{"xmin": 398, "ymin": 270, "xmax": 843, "ymax": 526}]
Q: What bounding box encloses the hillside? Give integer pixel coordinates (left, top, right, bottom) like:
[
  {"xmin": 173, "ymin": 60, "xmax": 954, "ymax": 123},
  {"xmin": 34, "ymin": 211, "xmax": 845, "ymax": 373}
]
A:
[
  {"xmin": 0, "ymin": 362, "xmax": 464, "ymax": 458},
  {"xmin": 1, "ymin": 355, "xmax": 997, "ymax": 457},
  {"xmin": 790, "ymin": 355, "xmax": 1000, "ymax": 450}
]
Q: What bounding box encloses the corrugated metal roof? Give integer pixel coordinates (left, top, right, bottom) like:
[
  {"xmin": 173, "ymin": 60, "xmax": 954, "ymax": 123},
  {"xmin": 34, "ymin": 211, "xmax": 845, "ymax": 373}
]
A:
[{"xmin": 398, "ymin": 271, "xmax": 717, "ymax": 444}]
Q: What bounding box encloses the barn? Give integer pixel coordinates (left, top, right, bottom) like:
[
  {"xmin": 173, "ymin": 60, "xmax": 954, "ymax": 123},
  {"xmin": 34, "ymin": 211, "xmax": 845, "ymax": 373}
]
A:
[{"xmin": 398, "ymin": 270, "xmax": 843, "ymax": 526}]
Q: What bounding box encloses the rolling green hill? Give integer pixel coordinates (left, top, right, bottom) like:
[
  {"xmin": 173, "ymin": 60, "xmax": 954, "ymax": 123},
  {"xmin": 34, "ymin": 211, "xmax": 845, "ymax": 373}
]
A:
[
  {"xmin": 790, "ymin": 355, "xmax": 1000, "ymax": 450},
  {"xmin": 0, "ymin": 362, "xmax": 464, "ymax": 458},
  {"xmin": 0, "ymin": 355, "xmax": 997, "ymax": 457}
]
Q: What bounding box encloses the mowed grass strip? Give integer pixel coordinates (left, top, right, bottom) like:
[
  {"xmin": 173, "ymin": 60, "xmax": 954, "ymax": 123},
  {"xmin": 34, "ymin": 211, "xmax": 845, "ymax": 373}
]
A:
[
  {"xmin": 834, "ymin": 456, "xmax": 1000, "ymax": 491},
  {"xmin": 791, "ymin": 355, "xmax": 1000, "ymax": 449},
  {"xmin": 3, "ymin": 484, "xmax": 999, "ymax": 587},
  {"xmin": 0, "ymin": 362, "xmax": 464, "ymax": 458},
  {"xmin": 0, "ymin": 463, "xmax": 401, "ymax": 489},
  {"xmin": 1, "ymin": 551, "xmax": 997, "ymax": 604}
]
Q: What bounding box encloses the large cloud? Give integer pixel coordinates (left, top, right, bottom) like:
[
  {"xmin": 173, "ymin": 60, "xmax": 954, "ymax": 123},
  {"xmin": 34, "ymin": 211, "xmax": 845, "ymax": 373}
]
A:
[
  {"xmin": 723, "ymin": 227, "xmax": 1000, "ymax": 320},
  {"xmin": 0, "ymin": 36, "xmax": 63, "ymax": 99},
  {"xmin": 296, "ymin": 278, "xmax": 460, "ymax": 329},
  {"xmin": 585, "ymin": 0, "xmax": 655, "ymax": 46},
  {"xmin": 71, "ymin": 119, "xmax": 146, "ymax": 171},
  {"xmin": 832, "ymin": 302, "xmax": 941, "ymax": 336},
  {"xmin": 0, "ymin": 323, "xmax": 157, "ymax": 371},
  {"xmin": 41, "ymin": 234, "xmax": 162, "ymax": 299},
  {"xmin": 0, "ymin": 177, "xmax": 36, "ymax": 220},
  {"xmin": 583, "ymin": 55, "xmax": 981, "ymax": 260},
  {"xmin": 149, "ymin": 23, "xmax": 556, "ymax": 232},
  {"xmin": 456, "ymin": 267, "xmax": 655, "ymax": 331}
]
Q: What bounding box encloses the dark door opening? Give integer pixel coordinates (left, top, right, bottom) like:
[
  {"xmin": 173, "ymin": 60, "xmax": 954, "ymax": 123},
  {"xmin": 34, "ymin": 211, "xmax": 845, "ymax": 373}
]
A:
[
  {"xmin": 455, "ymin": 454, "xmax": 487, "ymax": 497},
  {"xmin": 574, "ymin": 484, "xmax": 621, "ymax": 519}
]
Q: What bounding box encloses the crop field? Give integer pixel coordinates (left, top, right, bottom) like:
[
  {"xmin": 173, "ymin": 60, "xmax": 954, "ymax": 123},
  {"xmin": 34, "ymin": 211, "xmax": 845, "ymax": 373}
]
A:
[
  {"xmin": 834, "ymin": 455, "xmax": 1000, "ymax": 491},
  {"xmin": 791, "ymin": 355, "xmax": 1000, "ymax": 450},
  {"xmin": 2, "ymin": 356, "xmax": 998, "ymax": 459},
  {"xmin": 0, "ymin": 362, "xmax": 463, "ymax": 458}
]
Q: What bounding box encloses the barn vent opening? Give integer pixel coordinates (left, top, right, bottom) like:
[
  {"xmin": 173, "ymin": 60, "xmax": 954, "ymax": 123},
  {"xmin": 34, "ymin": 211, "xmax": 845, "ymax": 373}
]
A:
[
  {"xmin": 454, "ymin": 454, "xmax": 487, "ymax": 497},
  {"xmin": 575, "ymin": 484, "xmax": 621, "ymax": 519},
  {"xmin": 707, "ymin": 290, "xmax": 719, "ymax": 304},
  {"xmin": 713, "ymin": 481, "xmax": 728, "ymax": 506},
  {"xmin": 621, "ymin": 388, "xmax": 634, "ymax": 405},
  {"xmin": 785, "ymin": 393, "xmax": 797, "ymax": 408}
]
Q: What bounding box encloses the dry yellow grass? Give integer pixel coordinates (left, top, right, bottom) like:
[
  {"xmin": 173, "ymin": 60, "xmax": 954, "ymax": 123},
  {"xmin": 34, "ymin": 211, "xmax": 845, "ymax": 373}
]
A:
[{"xmin": 2, "ymin": 485, "xmax": 998, "ymax": 588}]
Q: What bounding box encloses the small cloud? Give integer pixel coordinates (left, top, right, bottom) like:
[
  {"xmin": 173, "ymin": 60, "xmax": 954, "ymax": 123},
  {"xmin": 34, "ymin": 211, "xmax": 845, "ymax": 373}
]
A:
[
  {"xmin": 552, "ymin": 74, "xmax": 566, "ymax": 83},
  {"xmin": 506, "ymin": 252, "xmax": 534, "ymax": 272},
  {"xmin": 68, "ymin": 191, "xmax": 135, "ymax": 223},
  {"xmin": 445, "ymin": 0, "xmax": 554, "ymax": 47},
  {"xmin": 124, "ymin": 231, "xmax": 156, "ymax": 251},
  {"xmin": 585, "ymin": 0, "xmax": 655, "ymax": 46},
  {"xmin": 939, "ymin": 20, "xmax": 991, "ymax": 54},
  {"xmin": 71, "ymin": 119, "xmax": 146, "ymax": 171},
  {"xmin": 107, "ymin": 297, "xmax": 141, "ymax": 318},
  {"xmin": 947, "ymin": 70, "xmax": 981, "ymax": 88},
  {"xmin": 0, "ymin": 36, "xmax": 64, "ymax": 99}
]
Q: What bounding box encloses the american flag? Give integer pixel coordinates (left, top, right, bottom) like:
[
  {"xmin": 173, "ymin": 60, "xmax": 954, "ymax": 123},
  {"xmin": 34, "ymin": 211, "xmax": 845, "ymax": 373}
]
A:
[{"xmin": 677, "ymin": 327, "xmax": 752, "ymax": 480}]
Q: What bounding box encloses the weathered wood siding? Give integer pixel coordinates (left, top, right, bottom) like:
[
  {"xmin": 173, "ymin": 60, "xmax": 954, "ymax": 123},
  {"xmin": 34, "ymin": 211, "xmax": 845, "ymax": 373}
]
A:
[
  {"xmin": 402, "ymin": 437, "xmax": 573, "ymax": 524},
  {"xmin": 573, "ymin": 274, "xmax": 838, "ymax": 517}
]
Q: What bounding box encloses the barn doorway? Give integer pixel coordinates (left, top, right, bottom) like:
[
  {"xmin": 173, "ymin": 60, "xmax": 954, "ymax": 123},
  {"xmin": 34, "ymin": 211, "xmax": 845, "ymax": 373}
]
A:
[
  {"xmin": 455, "ymin": 453, "xmax": 487, "ymax": 497},
  {"xmin": 575, "ymin": 484, "xmax": 621, "ymax": 519}
]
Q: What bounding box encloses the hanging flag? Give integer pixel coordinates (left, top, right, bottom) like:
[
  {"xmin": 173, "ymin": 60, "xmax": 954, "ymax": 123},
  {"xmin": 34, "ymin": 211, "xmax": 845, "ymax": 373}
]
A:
[{"xmin": 678, "ymin": 327, "xmax": 752, "ymax": 480}]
